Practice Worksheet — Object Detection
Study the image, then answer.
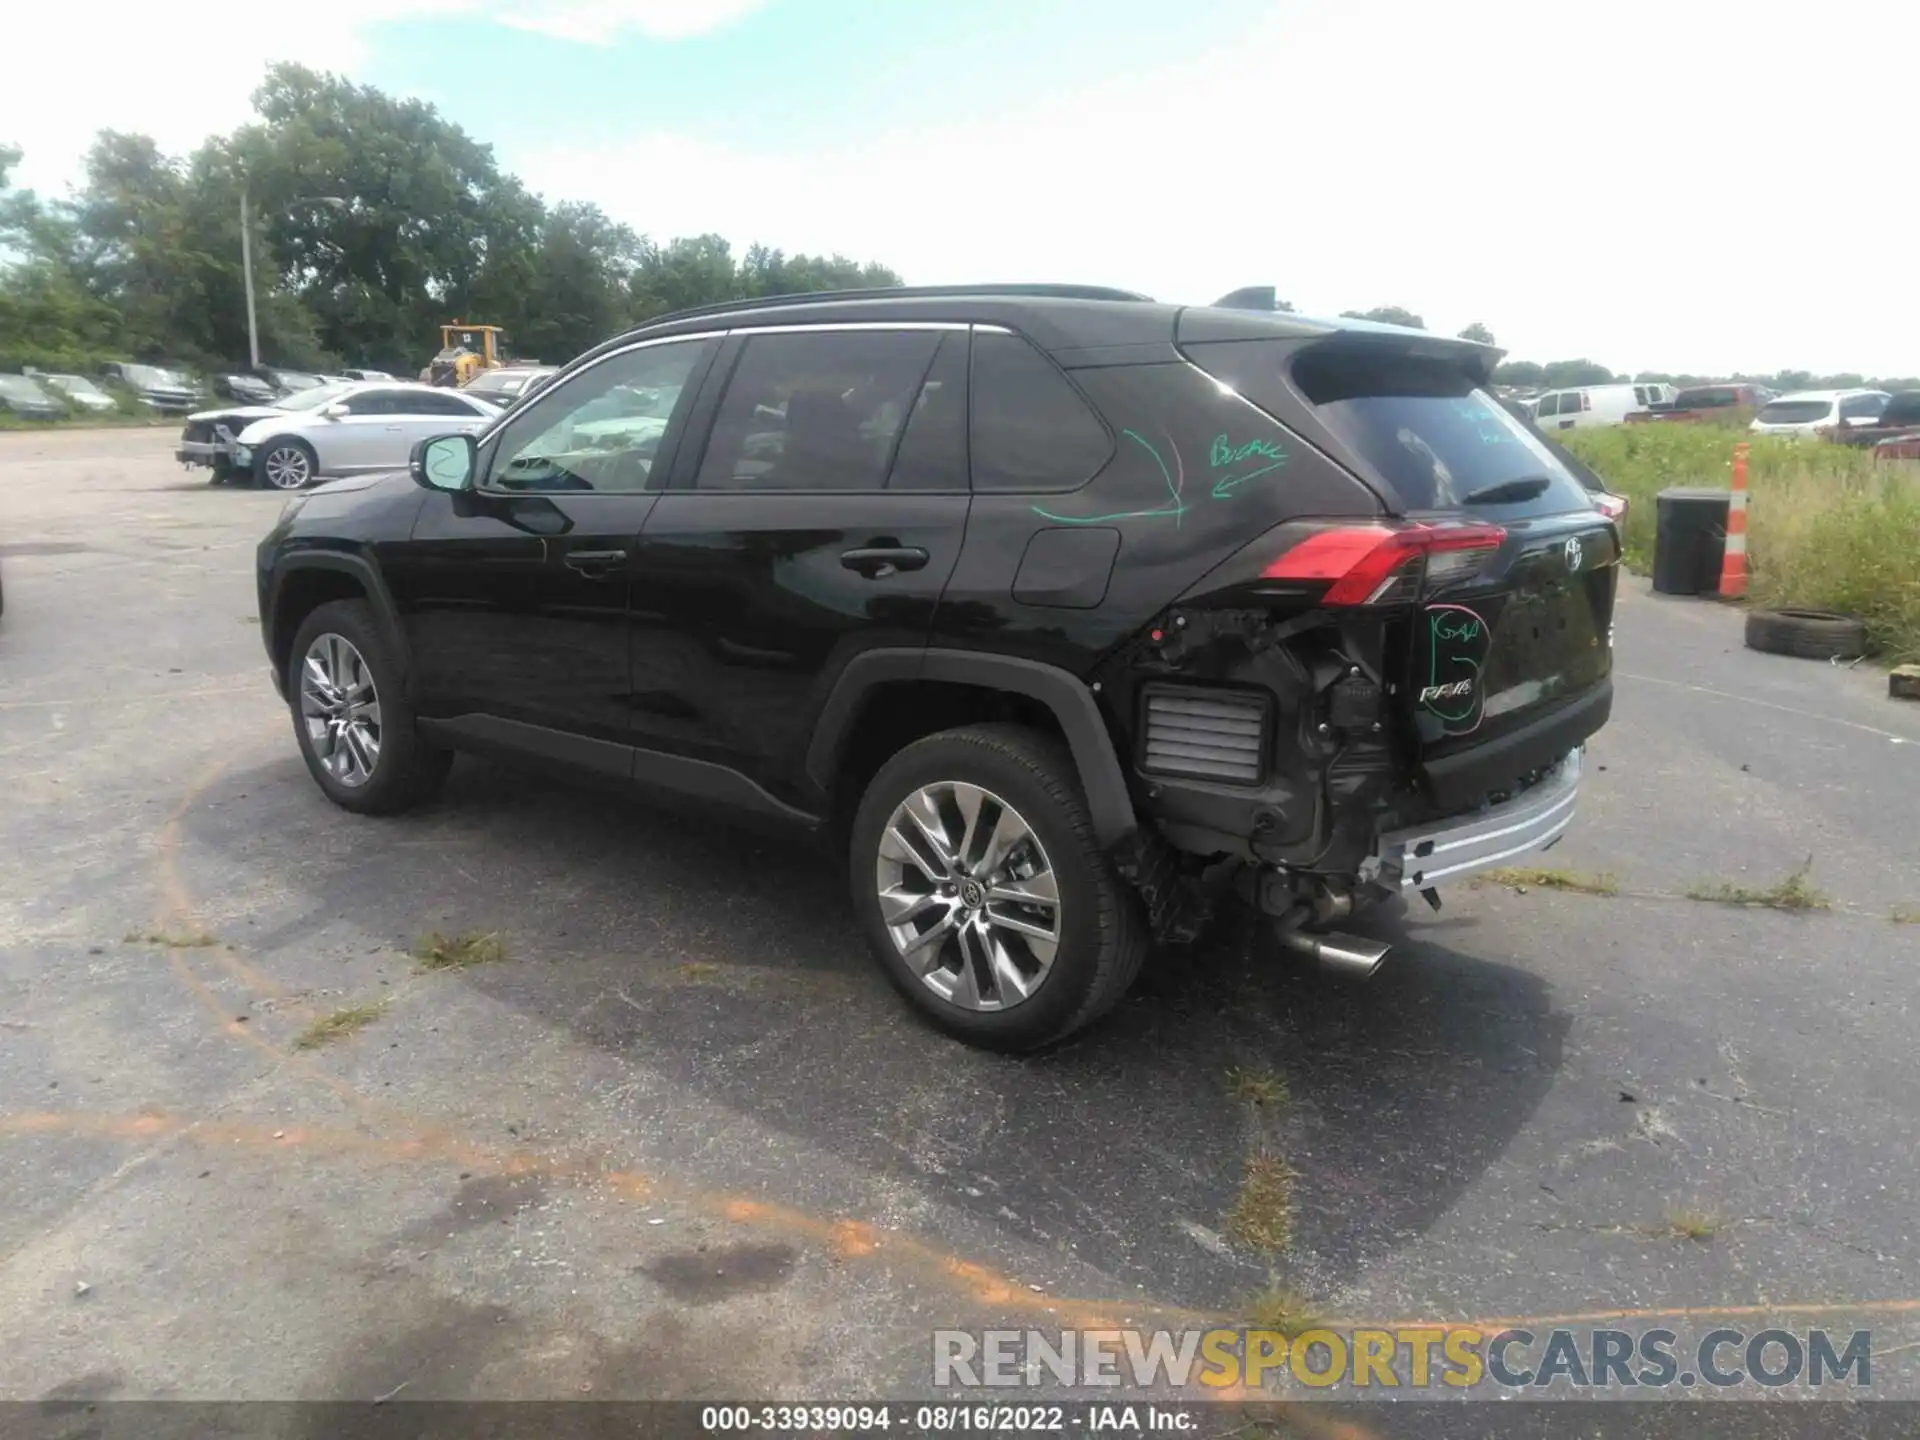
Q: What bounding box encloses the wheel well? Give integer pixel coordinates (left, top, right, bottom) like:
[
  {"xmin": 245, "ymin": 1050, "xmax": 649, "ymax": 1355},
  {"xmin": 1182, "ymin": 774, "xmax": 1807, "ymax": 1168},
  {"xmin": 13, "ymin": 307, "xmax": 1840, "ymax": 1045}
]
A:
[
  {"xmin": 270, "ymin": 569, "xmax": 368, "ymax": 679},
  {"xmin": 827, "ymin": 680, "xmax": 1068, "ymax": 830}
]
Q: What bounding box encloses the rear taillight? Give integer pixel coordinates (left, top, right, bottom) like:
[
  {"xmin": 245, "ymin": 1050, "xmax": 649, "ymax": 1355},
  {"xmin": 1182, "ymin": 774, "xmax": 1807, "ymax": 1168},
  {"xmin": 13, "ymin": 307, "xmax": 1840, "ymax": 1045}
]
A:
[
  {"xmin": 1592, "ymin": 492, "xmax": 1629, "ymax": 522},
  {"xmin": 1263, "ymin": 523, "xmax": 1507, "ymax": 606}
]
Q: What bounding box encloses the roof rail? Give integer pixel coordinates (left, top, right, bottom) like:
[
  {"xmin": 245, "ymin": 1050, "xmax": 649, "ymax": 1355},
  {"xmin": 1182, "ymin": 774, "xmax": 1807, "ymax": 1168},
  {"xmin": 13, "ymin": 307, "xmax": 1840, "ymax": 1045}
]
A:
[{"xmin": 641, "ymin": 283, "xmax": 1157, "ymax": 328}]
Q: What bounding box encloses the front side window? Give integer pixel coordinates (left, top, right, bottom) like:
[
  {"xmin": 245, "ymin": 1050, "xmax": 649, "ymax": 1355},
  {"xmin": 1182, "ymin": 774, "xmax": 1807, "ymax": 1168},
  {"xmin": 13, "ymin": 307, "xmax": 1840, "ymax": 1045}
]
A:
[
  {"xmin": 1536, "ymin": 393, "xmax": 1561, "ymax": 417},
  {"xmin": 486, "ymin": 339, "xmax": 713, "ymax": 493},
  {"xmin": 695, "ymin": 329, "xmax": 940, "ymax": 492},
  {"xmin": 1839, "ymin": 393, "xmax": 1887, "ymax": 421}
]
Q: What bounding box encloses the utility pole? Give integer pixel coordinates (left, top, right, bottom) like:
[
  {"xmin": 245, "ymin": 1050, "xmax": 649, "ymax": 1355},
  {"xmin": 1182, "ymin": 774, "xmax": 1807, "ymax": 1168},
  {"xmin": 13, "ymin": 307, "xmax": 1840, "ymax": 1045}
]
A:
[{"xmin": 240, "ymin": 182, "xmax": 261, "ymax": 368}]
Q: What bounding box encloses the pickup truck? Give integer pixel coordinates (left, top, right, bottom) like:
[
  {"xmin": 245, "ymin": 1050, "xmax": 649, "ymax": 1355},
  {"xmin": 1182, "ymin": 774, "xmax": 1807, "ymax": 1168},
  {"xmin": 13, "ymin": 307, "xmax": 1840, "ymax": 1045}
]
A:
[
  {"xmin": 1831, "ymin": 390, "xmax": 1920, "ymax": 448},
  {"xmin": 1626, "ymin": 383, "xmax": 1771, "ymax": 425}
]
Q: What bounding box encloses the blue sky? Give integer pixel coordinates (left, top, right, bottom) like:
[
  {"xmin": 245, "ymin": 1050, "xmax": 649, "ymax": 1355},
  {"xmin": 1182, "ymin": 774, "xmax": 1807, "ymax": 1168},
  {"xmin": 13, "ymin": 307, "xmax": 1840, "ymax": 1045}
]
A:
[{"xmin": 6, "ymin": 0, "xmax": 1919, "ymax": 375}]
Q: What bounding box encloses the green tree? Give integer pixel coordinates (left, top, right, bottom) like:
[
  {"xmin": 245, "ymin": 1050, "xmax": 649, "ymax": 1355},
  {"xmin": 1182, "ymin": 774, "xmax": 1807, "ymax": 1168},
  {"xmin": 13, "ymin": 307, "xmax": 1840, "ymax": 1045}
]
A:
[
  {"xmin": 1539, "ymin": 358, "xmax": 1616, "ymax": 387},
  {"xmin": 1341, "ymin": 305, "xmax": 1425, "ymax": 330},
  {"xmin": 1458, "ymin": 321, "xmax": 1496, "ymax": 346}
]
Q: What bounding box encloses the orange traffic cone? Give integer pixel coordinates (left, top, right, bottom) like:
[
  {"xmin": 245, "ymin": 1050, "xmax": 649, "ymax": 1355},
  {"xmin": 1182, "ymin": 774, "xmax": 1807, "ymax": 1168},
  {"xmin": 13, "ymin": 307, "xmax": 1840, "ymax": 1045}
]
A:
[{"xmin": 1720, "ymin": 442, "xmax": 1749, "ymax": 598}]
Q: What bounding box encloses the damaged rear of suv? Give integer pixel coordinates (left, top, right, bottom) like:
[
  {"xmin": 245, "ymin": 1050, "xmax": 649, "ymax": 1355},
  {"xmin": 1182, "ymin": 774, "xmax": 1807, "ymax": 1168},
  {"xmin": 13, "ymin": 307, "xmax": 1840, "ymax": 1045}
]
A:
[
  {"xmin": 257, "ymin": 284, "xmax": 1613, "ymax": 1053},
  {"xmin": 1098, "ymin": 307, "xmax": 1614, "ymax": 974}
]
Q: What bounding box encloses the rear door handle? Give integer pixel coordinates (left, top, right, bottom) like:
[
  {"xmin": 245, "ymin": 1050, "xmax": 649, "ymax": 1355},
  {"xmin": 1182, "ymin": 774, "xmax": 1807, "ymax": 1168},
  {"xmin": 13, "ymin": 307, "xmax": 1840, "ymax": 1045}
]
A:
[
  {"xmin": 840, "ymin": 546, "xmax": 930, "ymax": 579},
  {"xmin": 563, "ymin": 548, "xmax": 628, "ymax": 579}
]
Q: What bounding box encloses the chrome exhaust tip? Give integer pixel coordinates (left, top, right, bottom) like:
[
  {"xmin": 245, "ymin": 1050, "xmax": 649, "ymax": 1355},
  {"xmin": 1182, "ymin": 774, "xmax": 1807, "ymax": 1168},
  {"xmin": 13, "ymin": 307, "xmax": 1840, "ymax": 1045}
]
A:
[{"xmin": 1276, "ymin": 928, "xmax": 1391, "ymax": 979}]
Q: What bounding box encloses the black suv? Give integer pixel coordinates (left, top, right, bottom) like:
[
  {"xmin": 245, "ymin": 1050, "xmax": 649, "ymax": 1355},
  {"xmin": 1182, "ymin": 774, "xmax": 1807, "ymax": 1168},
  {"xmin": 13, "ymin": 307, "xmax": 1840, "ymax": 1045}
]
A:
[{"xmin": 257, "ymin": 285, "xmax": 1616, "ymax": 1050}]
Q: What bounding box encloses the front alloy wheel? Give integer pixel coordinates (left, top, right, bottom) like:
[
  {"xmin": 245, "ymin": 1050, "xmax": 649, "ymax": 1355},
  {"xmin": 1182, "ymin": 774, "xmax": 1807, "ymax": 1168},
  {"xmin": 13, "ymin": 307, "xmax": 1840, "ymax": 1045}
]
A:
[
  {"xmin": 876, "ymin": 781, "xmax": 1062, "ymax": 1012},
  {"xmin": 261, "ymin": 443, "xmax": 313, "ymax": 491},
  {"xmin": 299, "ymin": 633, "xmax": 382, "ymax": 787}
]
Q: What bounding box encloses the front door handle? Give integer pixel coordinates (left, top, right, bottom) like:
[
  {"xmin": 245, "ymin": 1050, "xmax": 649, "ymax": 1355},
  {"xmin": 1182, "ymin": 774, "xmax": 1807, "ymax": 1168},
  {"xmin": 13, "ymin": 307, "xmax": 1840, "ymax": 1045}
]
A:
[
  {"xmin": 563, "ymin": 548, "xmax": 628, "ymax": 579},
  {"xmin": 840, "ymin": 546, "xmax": 930, "ymax": 579}
]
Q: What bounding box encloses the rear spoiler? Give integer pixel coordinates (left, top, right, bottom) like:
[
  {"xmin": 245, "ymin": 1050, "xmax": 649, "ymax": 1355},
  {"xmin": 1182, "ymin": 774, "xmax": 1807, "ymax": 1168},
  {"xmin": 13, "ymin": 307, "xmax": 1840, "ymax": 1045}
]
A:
[{"xmin": 1211, "ymin": 286, "xmax": 1284, "ymax": 311}]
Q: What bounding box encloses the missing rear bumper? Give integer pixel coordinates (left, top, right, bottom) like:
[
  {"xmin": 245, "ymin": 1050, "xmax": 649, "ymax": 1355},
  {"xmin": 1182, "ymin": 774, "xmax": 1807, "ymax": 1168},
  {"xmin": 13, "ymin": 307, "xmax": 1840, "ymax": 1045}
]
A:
[{"xmin": 1365, "ymin": 748, "xmax": 1582, "ymax": 892}]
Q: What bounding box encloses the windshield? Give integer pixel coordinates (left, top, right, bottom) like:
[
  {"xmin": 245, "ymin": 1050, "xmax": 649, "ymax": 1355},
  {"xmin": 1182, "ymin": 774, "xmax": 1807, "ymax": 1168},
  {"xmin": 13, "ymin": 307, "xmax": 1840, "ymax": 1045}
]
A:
[
  {"xmin": 46, "ymin": 375, "xmax": 104, "ymax": 397},
  {"xmin": 1756, "ymin": 399, "xmax": 1833, "ymax": 425},
  {"xmin": 277, "ymin": 382, "xmax": 359, "ymax": 413},
  {"xmin": 127, "ymin": 365, "xmax": 193, "ymax": 390},
  {"xmin": 271, "ymin": 371, "xmax": 324, "ymax": 391},
  {"xmin": 0, "ymin": 375, "xmax": 49, "ymax": 401}
]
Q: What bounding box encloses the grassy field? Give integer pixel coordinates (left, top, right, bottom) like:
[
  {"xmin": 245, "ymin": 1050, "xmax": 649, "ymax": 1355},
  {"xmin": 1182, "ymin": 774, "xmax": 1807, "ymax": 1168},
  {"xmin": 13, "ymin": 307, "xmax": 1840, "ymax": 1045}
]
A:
[{"xmin": 1562, "ymin": 426, "xmax": 1920, "ymax": 663}]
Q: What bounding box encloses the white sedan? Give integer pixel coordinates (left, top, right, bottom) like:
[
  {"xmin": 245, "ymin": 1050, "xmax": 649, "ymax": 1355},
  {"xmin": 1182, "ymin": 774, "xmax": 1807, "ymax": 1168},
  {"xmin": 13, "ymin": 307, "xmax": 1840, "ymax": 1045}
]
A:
[{"xmin": 228, "ymin": 381, "xmax": 501, "ymax": 490}]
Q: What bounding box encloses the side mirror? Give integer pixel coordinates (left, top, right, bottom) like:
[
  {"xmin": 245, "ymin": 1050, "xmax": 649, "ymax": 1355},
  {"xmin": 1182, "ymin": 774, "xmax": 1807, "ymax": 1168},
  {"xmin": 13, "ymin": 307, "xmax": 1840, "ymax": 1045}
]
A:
[
  {"xmin": 411, "ymin": 433, "xmax": 476, "ymax": 492},
  {"xmin": 320, "ymin": 402, "xmax": 351, "ymax": 419}
]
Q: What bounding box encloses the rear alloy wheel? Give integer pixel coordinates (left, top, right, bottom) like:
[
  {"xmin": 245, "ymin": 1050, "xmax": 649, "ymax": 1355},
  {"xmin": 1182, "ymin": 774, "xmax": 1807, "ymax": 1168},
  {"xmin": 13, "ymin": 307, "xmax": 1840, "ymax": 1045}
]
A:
[
  {"xmin": 850, "ymin": 724, "xmax": 1148, "ymax": 1051},
  {"xmin": 259, "ymin": 438, "xmax": 316, "ymax": 491},
  {"xmin": 876, "ymin": 780, "xmax": 1063, "ymax": 1013}
]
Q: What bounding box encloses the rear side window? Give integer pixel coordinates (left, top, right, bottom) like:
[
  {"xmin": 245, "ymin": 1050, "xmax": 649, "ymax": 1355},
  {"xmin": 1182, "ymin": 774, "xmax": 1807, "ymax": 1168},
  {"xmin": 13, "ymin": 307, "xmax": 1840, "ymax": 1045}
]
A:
[
  {"xmin": 1288, "ymin": 345, "xmax": 1595, "ymax": 519},
  {"xmin": 1536, "ymin": 393, "xmax": 1560, "ymax": 417},
  {"xmin": 969, "ymin": 331, "xmax": 1111, "ymax": 492},
  {"xmin": 886, "ymin": 332, "xmax": 969, "ymax": 491},
  {"xmin": 697, "ymin": 329, "xmax": 939, "ymax": 492},
  {"xmin": 1757, "ymin": 399, "xmax": 1833, "ymax": 425}
]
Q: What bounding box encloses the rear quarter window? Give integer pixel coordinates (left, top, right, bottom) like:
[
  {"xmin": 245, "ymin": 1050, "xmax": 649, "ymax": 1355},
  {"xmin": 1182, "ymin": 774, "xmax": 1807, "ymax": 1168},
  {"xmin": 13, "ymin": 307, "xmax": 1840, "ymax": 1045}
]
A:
[{"xmin": 969, "ymin": 331, "xmax": 1111, "ymax": 492}]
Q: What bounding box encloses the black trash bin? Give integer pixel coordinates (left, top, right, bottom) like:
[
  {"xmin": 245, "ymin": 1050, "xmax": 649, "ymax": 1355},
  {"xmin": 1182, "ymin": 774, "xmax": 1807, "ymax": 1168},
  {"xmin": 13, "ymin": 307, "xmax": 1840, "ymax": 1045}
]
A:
[{"xmin": 1653, "ymin": 487, "xmax": 1732, "ymax": 596}]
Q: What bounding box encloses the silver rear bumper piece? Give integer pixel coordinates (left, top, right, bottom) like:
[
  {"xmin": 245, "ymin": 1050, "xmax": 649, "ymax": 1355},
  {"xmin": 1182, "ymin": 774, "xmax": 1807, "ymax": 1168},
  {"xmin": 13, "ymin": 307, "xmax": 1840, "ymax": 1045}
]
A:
[{"xmin": 1366, "ymin": 749, "xmax": 1583, "ymax": 892}]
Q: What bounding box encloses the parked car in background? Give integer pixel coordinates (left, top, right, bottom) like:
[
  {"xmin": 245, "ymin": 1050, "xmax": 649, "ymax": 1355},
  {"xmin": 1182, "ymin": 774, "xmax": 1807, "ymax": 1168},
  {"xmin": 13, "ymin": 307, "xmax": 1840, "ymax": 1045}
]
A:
[
  {"xmin": 460, "ymin": 364, "xmax": 558, "ymax": 408},
  {"xmin": 1827, "ymin": 390, "xmax": 1920, "ymax": 448},
  {"xmin": 1749, "ymin": 389, "xmax": 1889, "ymax": 438},
  {"xmin": 213, "ymin": 374, "xmax": 282, "ymax": 405},
  {"xmin": 33, "ymin": 373, "xmax": 118, "ymax": 414},
  {"xmin": 0, "ymin": 373, "xmax": 64, "ymax": 421},
  {"xmin": 220, "ymin": 381, "xmax": 500, "ymax": 489},
  {"xmin": 1498, "ymin": 395, "xmax": 1629, "ymax": 521},
  {"xmin": 1632, "ymin": 382, "xmax": 1677, "ymax": 410},
  {"xmin": 253, "ymin": 367, "xmax": 327, "ymax": 397},
  {"xmin": 341, "ymin": 368, "xmax": 393, "ymax": 382},
  {"xmin": 1632, "ymin": 382, "xmax": 1774, "ymax": 425},
  {"xmin": 100, "ymin": 363, "xmax": 202, "ymax": 413},
  {"xmin": 1531, "ymin": 383, "xmax": 1648, "ymax": 430},
  {"xmin": 1873, "ymin": 434, "xmax": 1920, "ymax": 462}
]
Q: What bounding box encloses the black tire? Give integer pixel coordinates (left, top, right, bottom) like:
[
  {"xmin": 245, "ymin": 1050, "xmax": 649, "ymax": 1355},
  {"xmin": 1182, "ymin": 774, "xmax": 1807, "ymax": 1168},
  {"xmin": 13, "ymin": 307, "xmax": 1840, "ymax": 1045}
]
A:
[
  {"xmin": 287, "ymin": 599, "xmax": 451, "ymax": 815},
  {"xmin": 848, "ymin": 723, "xmax": 1149, "ymax": 1052},
  {"xmin": 254, "ymin": 436, "xmax": 318, "ymax": 491},
  {"xmin": 1744, "ymin": 607, "xmax": 1869, "ymax": 661},
  {"xmin": 208, "ymin": 455, "xmax": 234, "ymax": 486}
]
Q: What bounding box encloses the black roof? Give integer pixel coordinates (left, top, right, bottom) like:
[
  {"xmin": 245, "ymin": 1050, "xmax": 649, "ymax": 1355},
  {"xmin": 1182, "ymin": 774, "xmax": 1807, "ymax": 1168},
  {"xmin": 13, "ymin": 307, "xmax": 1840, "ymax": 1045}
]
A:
[{"xmin": 575, "ymin": 283, "xmax": 1491, "ymax": 374}]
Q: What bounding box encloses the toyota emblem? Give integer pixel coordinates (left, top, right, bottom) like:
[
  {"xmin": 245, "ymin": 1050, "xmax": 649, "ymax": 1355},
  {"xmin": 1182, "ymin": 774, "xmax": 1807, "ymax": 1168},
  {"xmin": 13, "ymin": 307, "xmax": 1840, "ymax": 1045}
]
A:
[{"xmin": 1564, "ymin": 536, "xmax": 1584, "ymax": 572}]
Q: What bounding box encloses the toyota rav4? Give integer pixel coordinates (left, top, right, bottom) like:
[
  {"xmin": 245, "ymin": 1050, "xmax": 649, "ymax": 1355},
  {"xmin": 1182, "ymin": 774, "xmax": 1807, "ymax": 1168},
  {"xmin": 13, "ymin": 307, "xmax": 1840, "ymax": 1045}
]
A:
[{"xmin": 257, "ymin": 284, "xmax": 1616, "ymax": 1051}]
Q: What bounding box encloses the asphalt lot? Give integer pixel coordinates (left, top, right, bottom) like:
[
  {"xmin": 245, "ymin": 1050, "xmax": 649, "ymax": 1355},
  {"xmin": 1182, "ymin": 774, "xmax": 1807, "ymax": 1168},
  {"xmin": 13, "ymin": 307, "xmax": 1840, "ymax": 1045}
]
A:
[{"xmin": 3, "ymin": 426, "xmax": 1919, "ymax": 1427}]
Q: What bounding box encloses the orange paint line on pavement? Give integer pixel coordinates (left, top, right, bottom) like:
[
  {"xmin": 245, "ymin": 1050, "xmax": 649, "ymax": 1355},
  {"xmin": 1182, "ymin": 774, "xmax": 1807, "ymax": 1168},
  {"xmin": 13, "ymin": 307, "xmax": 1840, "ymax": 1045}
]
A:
[{"xmin": 0, "ymin": 1110, "xmax": 1212, "ymax": 1331}]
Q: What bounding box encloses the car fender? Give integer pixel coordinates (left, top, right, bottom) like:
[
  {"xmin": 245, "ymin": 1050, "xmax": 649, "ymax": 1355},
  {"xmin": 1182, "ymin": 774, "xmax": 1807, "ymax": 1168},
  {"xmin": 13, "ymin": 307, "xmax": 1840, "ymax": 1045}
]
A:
[
  {"xmin": 268, "ymin": 549, "xmax": 412, "ymax": 692},
  {"xmin": 806, "ymin": 647, "xmax": 1138, "ymax": 848}
]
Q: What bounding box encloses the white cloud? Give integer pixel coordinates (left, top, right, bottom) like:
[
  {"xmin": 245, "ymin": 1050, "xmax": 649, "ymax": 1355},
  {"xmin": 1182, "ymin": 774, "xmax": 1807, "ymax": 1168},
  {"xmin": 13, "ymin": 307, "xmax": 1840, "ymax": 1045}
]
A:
[
  {"xmin": 0, "ymin": 0, "xmax": 762, "ymax": 196},
  {"xmin": 507, "ymin": 0, "xmax": 1920, "ymax": 375},
  {"xmin": 493, "ymin": 0, "xmax": 768, "ymax": 43},
  {"xmin": 7, "ymin": 0, "xmax": 1917, "ymax": 372}
]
